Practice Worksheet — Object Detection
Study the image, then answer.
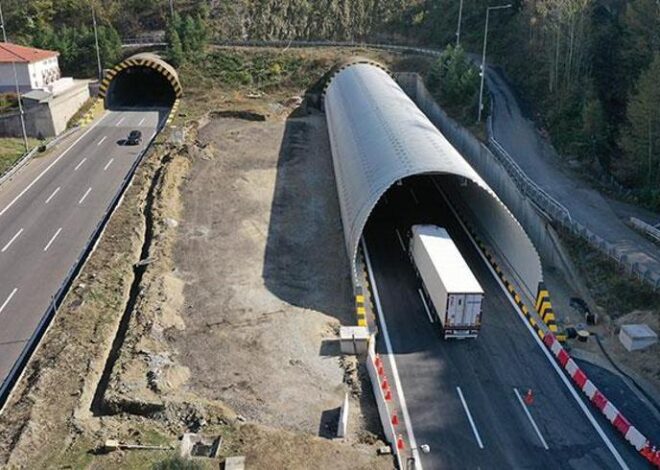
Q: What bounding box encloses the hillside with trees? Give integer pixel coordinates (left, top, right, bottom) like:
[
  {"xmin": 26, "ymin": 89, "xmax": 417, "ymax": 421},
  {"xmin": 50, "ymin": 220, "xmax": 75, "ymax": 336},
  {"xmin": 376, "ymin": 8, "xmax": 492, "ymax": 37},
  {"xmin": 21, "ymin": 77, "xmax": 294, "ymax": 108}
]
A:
[{"xmin": 1, "ymin": 0, "xmax": 657, "ymax": 208}]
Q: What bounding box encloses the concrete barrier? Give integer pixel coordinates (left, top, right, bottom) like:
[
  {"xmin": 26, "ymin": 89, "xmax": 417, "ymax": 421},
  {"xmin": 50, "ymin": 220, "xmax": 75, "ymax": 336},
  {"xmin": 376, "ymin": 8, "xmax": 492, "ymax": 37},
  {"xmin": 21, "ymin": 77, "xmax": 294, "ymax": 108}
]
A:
[{"xmin": 365, "ymin": 337, "xmax": 403, "ymax": 468}]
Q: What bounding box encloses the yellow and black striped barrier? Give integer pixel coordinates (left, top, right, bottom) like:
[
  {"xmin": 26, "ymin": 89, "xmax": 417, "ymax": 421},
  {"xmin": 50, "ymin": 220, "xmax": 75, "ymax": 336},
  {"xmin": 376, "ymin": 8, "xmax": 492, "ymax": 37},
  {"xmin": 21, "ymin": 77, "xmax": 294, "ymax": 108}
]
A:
[
  {"xmin": 457, "ymin": 215, "xmax": 566, "ymax": 342},
  {"xmin": 98, "ymin": 53, "xmax": 182, "ymax": 107},
  {"xmin": 166, "ymin": 99, "xmax": 180, "ymax": 127},
  {"xmin": 355, "ymin": 287, "xmax": 367, "ymax": 328},
  {"xmin": 535, "ymin": 283, "xmax": 566, "ymax": 341}
]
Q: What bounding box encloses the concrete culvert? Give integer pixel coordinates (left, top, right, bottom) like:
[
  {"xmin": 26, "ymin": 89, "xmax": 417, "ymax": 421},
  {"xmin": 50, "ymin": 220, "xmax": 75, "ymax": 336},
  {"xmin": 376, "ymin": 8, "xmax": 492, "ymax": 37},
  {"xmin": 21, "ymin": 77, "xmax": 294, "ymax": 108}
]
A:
[{"xmin": 99, "ymin": 53, "xmax": 182, "ymax": 109}]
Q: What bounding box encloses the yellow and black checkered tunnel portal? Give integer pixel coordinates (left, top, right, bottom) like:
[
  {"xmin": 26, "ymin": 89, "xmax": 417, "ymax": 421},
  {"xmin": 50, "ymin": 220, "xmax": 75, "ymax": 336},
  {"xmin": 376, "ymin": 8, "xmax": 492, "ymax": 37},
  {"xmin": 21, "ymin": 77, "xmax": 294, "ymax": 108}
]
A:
[{"xmin": 99, "ymin": 53, "xmax": 182, "ymax": 109}]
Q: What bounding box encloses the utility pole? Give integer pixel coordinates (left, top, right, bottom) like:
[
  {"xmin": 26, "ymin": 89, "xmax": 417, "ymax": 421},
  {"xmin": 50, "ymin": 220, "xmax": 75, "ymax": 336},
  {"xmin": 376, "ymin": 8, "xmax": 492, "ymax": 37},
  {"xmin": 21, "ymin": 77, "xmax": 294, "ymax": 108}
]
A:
[
  {"xmin": 456, "ymin": 0, "xmax": 464, "ymax": 47},
  {"xmin": 91, "ymin": 3, "xmax": 103, "ymax": 82},
  {"xmin": 0, "ymin": 0, "xmax": 29, "ymax": 151},
  {"xmin": 477, "ymin": 3, "xmax": 512, "ymax": 123}
]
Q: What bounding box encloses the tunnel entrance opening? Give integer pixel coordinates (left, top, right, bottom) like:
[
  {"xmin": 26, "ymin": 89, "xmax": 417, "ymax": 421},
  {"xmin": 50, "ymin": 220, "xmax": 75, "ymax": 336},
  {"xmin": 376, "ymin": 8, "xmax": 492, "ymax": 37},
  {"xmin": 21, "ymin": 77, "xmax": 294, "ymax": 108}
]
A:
[
  {"xmin": 365, "ymin": 174, "xmax": 465, "ymax": 251},
  {"xmin": 106, "ymin": 66, "xmax": 176, "ymax": 109}
]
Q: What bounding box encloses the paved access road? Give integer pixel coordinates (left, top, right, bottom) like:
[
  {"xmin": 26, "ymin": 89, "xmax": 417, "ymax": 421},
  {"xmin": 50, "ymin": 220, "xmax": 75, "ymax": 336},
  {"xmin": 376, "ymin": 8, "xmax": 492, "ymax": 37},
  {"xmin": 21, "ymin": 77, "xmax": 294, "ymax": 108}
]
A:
[
  {"xmin": 0, "ymin": 108, "xmax": 168, "ymax": 391},
  {"xmin": 485, "ymin": 66, "xmax": 660, "ymax": 282},
  {"xmin": 364, "ymin": 176, "xmax": 646, "ymax": 469}
]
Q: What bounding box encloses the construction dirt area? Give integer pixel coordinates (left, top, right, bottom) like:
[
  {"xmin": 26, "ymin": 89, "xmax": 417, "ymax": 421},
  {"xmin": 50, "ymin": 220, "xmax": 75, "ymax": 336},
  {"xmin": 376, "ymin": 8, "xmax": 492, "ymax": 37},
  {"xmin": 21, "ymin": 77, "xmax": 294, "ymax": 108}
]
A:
[{"xmin": 0, "ymin": 48, "xmax": 407, "ymax": 470}]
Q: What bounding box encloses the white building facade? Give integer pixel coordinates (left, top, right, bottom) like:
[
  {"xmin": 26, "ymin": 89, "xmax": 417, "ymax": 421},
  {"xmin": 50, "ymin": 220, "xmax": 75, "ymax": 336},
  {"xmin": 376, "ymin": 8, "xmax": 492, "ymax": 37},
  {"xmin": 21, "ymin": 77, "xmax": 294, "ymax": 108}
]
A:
[{"xmin": 0, "ymin": 42, "xmax": 60, "ymax": 93}]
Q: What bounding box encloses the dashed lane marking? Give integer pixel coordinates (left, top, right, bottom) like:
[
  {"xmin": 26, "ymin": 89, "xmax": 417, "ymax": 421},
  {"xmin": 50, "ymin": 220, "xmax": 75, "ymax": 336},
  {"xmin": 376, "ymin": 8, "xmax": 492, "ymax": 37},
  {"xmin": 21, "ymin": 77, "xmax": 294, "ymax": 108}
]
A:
[
  {"xmin": 1, "ymin": 228, "xmax": 23, "ymax": 253},
  {"xmin": 45, "ymin": 187, "xmax": 60, "ymax": 204},
  {"xmin": 457, "ymin": 386, "xmax": 484, "ymax": 449},
  {"xmin": 0, "ymin": 288, "xmax": 18, "ymax": 314},
  {"xmin": 513, "ymin": 387, "xmax": 549, "ymax": 450},
  {"xmin": 74, "ymin": 158, "xmax": 87, "ymax": 171},
  {"xmin": 43, "ymin": 227, "xmax": 62, "ymax": 252}
]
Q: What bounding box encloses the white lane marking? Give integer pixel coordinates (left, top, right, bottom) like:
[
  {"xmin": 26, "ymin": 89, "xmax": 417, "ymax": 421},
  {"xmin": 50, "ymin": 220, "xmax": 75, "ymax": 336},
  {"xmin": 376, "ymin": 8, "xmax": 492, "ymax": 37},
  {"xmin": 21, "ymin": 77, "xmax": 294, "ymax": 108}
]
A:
[
  {"xmin": 513, "ymin": 387, "xmax": 549, "ymax": 450},
  {"xmin": 395, "ymin": 228, "xmax": 406, "ymax": 252},
  {"xmin": 0, "ymin": 113, "xmax": 108, "ymax": 218},
  {"xmin": 138, "ymin": 117, "xmax": 145, "ymax": 126},
  {"xmin": 43, "ymin": 227, "xmax": 62, "ymax": 251},
  {"xmin": 103, "ymin": 158, "xmax": 114, "ymax": 171},
  {"xmin": 0, "ymin": 288, "xmax": 18, "ymax": 314},
  {"xmin": 433, "ymin": 179, "xmax": 629, "ymax": 469},
  {"xmin": 78, "ymin": 187, "xmax": 92, "ymax": 205},
  {"xmin": 74, "ymin": 157, "xmax": 87, "ymax": 171},
  {"xmin": 45, "ymin": 186, "xmax": 60, "ymax": 204},
  {"xmin": 418, "ymin": 288, "xmax": 434, "ymax": 323},
  {"xmin": 456, "ymin": 386, "xmax": 484, "ymax": 449},
  {"xmin": 116, "ymin": 117, "xmax": 125, "ymax": 126},
  {"xmin": 410, "ymin": 188, "xmax": 419, "ymax": 204},
  {"xmin": 362, "ymin": 238, "xmax": 423, "ymax": 470},
  {"xmin": 1, "ymin": 228, "xmax": 23, "ymax": 253},
  {"xmin": 97, "ymin": 136, "xmax": 107, "ymax": 146}
]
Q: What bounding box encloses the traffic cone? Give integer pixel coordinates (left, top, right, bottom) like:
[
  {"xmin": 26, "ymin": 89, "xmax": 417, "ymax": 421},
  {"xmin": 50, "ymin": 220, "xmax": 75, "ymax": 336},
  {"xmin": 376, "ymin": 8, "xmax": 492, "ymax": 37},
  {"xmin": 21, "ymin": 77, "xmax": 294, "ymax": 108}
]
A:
[
  {"xmin": 381, "ymin": 378, "xmax": 389, "ymax": 390},
  {"xmin": 524, "ymin": 389, "xmax": 534, "ymax": 405},
  {"xmin": 396, "ymin": 434, "xmax": 405, "ymax": 450},
  {"xmin": 384, "ymin": 389, "xmax": 392, "ymax": 401},
  {"xmin": 391, "ymin": 413, "xmax": 399, "ymax": 426},
  {"xmin": 377, "ymin": 365, "xmax": 385, "ymax": 377},
  {"xmin": 375, "ymin": 354, "xmax": 382, "ymax": 367}
]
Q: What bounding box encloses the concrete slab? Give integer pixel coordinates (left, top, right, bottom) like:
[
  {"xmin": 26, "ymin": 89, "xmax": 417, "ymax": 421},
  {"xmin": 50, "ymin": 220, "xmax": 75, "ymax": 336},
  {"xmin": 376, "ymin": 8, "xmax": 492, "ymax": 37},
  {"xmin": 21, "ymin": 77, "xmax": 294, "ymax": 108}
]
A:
[{"xmin": 619, "ymin": 324, "xmax": 658, "ymax": 352}]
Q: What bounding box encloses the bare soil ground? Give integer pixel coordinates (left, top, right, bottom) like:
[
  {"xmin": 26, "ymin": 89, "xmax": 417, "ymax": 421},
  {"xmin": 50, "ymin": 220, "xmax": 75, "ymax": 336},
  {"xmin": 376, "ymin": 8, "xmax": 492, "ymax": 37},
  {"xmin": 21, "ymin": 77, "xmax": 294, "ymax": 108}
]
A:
[{"xmin": 169, "ymin": 107, "xmax": 382, "ymax": 440}]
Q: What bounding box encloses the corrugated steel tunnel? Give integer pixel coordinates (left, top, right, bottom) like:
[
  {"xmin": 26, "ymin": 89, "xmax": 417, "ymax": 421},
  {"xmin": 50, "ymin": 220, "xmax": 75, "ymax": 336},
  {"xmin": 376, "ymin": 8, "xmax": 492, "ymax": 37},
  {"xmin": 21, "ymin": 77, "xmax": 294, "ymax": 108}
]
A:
[
  {"xmin": 323, "ymin": 60, "xmax": 542, "ymax": 298},
  {"xmin": 99, "ymin": 53, "xmax": 182, "ymax": 108}
]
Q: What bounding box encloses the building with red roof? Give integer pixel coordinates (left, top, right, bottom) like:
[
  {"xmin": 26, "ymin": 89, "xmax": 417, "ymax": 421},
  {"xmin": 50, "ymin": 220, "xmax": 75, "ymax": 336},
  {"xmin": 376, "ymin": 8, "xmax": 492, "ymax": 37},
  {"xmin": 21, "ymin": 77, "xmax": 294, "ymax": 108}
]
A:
[{"xmin": 0, "ymin": 42, "xmax": 61, "ymax": 93}]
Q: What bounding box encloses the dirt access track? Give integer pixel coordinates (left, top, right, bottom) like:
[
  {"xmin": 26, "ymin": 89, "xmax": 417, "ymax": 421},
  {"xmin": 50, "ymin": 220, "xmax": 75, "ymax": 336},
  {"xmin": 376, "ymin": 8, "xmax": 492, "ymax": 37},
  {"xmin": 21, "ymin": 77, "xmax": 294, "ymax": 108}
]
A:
[{"xmin": 0, "ymin": 91, "xmax": 392, "ymax": 469}]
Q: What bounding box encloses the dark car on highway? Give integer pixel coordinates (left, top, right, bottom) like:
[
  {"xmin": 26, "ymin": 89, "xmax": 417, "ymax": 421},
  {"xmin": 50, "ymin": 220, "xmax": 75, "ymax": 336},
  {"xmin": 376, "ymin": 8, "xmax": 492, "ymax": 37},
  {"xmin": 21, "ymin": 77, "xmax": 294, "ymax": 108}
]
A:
[{"xmin": 126, "ymin": 130, "xmax": 142, "ymax": 145}]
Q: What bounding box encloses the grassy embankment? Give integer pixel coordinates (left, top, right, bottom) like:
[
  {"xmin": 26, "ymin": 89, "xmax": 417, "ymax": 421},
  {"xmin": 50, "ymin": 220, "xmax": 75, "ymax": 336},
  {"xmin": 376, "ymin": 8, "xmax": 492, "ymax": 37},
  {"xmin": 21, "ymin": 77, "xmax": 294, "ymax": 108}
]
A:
[{"xmin": 0, "ymin": 137, "xmax": 39, "ymax": 175}]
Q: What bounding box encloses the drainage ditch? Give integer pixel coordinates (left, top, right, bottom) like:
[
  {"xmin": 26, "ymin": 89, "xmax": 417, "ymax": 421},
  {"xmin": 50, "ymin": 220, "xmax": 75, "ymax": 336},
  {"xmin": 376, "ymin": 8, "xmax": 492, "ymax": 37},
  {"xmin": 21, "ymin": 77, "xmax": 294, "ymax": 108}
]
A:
[{"xmin": 90, "ymin": 154, "xmax": 170, "ymax": 416}]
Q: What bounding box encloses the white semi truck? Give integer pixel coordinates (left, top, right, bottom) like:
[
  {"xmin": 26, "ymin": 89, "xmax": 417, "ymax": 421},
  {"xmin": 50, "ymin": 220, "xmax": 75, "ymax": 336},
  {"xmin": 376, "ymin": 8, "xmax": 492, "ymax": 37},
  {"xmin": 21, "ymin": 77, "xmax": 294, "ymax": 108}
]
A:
[{"xmin": 409, "ymin": 224, "xmax": 484, "ymax": 339}]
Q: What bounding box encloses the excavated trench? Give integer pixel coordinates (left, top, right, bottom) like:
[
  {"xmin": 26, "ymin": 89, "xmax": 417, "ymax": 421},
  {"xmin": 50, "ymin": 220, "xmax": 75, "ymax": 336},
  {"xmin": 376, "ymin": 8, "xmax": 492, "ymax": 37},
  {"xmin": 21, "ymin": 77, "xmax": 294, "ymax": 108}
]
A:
[{"xmin": 90, "ymin": 154, "xmax": 171, "ymax": 416}]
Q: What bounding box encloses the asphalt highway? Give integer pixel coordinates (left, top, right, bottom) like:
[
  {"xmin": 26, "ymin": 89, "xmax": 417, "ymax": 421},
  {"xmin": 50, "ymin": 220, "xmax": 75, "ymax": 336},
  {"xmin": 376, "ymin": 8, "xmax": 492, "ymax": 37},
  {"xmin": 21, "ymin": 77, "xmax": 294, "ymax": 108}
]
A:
[
  {"xmin": 0, "ymin": 108, "xmax": 168, "ymax": 392},
  {"xmin": 364, "ymin": 176, "xmax": 644, "ymax": 469}
]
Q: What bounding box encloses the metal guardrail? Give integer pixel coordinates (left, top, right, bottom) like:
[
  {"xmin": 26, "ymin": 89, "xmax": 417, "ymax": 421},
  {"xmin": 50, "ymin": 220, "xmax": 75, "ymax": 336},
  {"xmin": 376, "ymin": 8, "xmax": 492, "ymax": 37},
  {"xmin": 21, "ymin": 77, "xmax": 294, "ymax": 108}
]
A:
[
  {"xmin": 0, "ymin": 115, "xmax": 168, "ymax": 410},
  {"xmin": 0, "ymin": 126, "xmax": 81, "ymax": 188},
  {"xmin": 630, "ymin": 217, "xmax": 660, "ymax": 244},
  {"xmin": 486, "ymin": 116, "xmax": 660, "ymax": 290}
]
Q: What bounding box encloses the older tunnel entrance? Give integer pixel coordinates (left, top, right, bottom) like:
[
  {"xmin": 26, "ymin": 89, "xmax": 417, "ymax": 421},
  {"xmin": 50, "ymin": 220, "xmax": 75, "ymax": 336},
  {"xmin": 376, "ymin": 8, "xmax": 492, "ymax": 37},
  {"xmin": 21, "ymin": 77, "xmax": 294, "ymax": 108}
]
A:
[
  {"xmin": 106, "ymin": 66, "xmax": 176, "ymax": 108},
  {"xmin": 100, "ymin": 53, "xmax": 182, "ymax": 109}
]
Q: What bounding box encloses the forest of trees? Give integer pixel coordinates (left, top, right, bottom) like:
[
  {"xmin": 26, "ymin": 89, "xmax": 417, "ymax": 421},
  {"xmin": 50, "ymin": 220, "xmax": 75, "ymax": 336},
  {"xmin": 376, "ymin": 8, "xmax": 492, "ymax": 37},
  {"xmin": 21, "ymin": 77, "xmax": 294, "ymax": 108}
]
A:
[{"xmin": 1, "ymin": 0, "xmax": 657, "ymax": 207}]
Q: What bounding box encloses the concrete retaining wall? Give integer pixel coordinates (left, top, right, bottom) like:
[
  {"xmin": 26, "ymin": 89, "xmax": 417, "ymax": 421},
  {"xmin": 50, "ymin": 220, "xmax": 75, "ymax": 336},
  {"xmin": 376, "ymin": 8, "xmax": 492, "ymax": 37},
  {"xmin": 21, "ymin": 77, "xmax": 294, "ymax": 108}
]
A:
[
  {"xmin": 397, "ymin": 74, "xmax": 563, "ymax": 280},
  {"xmin": 0, "ymin": 81, "xmax": 89, "ymax": 138},
  {"xmin": 397, "ymin": 73, "xmax": 559, "ymax": 300}
]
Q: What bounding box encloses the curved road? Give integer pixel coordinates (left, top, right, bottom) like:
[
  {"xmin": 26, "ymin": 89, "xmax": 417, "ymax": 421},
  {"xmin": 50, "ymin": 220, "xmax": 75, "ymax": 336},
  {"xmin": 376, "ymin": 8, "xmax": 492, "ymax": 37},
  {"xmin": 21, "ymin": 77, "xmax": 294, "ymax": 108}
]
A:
[{"xmin": 485, "ymin": 66, "xmax": 660, "ymax": 281}]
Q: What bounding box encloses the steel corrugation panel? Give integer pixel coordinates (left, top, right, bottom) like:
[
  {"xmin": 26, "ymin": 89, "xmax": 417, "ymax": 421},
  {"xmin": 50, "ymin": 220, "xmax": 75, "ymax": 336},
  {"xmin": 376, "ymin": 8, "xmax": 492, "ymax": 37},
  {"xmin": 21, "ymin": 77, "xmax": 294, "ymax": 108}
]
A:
[{"xmin": 324, "ymin": 63, "xmax": 542, "ymax": 290}]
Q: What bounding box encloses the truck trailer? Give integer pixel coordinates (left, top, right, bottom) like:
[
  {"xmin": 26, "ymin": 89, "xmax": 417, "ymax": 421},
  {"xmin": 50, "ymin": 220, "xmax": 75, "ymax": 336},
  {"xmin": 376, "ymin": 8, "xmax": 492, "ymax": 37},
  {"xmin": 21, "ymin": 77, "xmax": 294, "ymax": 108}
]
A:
[{"xmin": 409, "ymin": 224, "xmax": 484, "ymax": 339}]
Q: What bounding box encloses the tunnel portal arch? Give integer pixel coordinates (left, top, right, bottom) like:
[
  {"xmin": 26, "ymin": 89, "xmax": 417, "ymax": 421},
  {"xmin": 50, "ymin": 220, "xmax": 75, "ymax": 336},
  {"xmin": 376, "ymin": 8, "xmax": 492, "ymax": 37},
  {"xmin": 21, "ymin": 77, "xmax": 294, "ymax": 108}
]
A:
[
  {"xmin": 324, "ymin": 62, "xmax": 543, "ymax": 298},
  {"xmin": 99, "ymin": 53, "xmax": 182, "ymax": 108}
]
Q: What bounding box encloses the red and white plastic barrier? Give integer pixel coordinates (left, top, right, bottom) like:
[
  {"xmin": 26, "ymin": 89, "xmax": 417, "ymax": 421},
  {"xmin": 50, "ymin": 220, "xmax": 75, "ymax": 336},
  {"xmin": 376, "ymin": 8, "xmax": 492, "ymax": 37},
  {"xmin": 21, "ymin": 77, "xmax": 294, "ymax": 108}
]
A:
[
  {"xmin": 366, "ymin": 337, "xmax": 404, "ymax": 467},
  {"xmin": 544, "ymin": 333, "xmax": 660, "ymax": 467}
]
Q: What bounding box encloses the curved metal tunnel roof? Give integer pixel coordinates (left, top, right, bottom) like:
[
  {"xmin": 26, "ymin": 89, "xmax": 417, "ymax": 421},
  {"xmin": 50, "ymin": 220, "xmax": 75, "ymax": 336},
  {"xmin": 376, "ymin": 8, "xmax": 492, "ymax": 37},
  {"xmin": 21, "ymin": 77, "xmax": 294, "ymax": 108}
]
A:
[
  {"xmin": 324, "ymin": 63, "xmax": 542, "ymax": 294},
  {"xmin": 99, "ymin": 52, "xmax": 182, "ymax": 106}
]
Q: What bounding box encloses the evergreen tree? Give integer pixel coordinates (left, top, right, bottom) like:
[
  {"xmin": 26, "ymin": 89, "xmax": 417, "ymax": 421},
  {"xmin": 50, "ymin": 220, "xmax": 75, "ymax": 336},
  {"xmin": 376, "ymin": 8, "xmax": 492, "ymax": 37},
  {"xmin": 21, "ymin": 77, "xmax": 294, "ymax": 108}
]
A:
[
  {"xmin": 166, "ymin": 22, "xmax": 184, "ymax": 67},
  {"xmin": 427, "ymin": 45, "xmax": 480, "ymax": 111},
  {"xmin": 620, "ymin": 53, "xmax": 660, "ymax": 188}
]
